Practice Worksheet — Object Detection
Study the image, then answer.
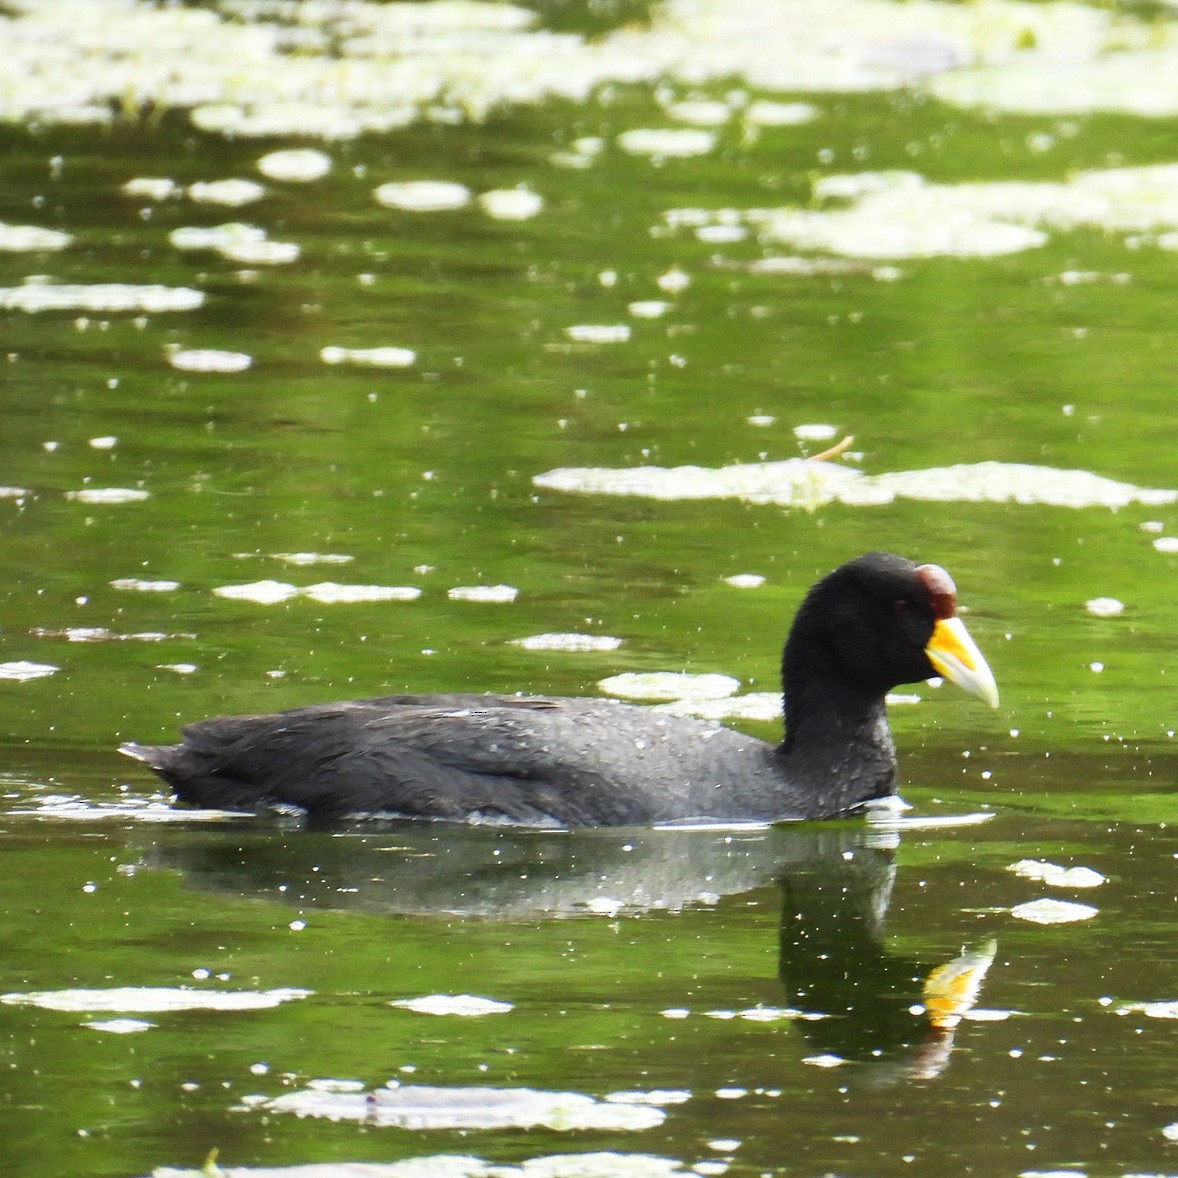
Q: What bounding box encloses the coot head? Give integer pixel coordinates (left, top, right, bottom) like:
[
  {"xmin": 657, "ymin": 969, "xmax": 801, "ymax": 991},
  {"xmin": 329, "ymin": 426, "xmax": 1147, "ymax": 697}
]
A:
[{"xmin": 784, "ymin": 551, "xmax": 998, "ymax": 710}]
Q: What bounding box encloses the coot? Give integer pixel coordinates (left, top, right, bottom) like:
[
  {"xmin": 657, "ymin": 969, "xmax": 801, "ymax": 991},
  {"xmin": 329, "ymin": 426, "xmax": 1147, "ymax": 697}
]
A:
[{"xmin": 121, "ymin": 552, "xmax": 998, "ymax": 826}]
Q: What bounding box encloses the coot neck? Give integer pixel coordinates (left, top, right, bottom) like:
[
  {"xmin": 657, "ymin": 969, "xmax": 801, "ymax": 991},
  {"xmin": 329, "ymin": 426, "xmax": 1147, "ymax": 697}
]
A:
[{"xmin": 776, "ymin": 674, "xmax": 898, "ymax": 817}]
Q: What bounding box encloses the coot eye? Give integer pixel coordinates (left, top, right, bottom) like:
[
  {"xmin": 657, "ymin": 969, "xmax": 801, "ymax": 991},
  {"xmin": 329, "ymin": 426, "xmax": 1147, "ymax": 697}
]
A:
[{"xmin": 893, "ymin": 599, "xmax": 912, "ymax": 615}]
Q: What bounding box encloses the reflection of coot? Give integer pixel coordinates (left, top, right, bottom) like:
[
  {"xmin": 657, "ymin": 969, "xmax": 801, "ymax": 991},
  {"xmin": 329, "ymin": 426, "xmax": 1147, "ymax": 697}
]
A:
[
  {"xmin": 778, "ymin": 829, "xmax": 924, "ymax": 1061},
  {"xmin": 123, "ymin": 553, "xmax": 997, "ymax": 825},
  {"xmin": 145, "ymin": 821, "xmax": 985, "ymax": 1078}
]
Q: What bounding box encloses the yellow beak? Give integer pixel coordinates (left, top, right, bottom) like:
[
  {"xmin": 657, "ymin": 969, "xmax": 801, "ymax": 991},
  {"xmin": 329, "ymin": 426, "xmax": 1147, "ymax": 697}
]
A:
[{"xmin": 926, "ymin": 615, "xmax": 999, "ymax": 708}]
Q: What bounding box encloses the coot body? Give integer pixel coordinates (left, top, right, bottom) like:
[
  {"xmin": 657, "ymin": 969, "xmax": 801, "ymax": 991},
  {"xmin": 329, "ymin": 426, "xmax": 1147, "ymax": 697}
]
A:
[{"xmin": 122, "ymin": 552, "xmax": 998, "ymax": 825}]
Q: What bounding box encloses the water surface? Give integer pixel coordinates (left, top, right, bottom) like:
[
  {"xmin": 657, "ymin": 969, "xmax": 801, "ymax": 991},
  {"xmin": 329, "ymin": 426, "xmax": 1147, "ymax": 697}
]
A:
[{"xmin": 1, "ymin": 2, "xmax": 1177, "ymax": 1175}]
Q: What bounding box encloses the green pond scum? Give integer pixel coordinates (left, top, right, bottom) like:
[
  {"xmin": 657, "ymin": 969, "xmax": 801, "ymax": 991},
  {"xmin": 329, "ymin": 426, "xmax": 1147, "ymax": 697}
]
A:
[{"xmin": 0, "ymin": 0, "xmax": 1177, "ymax": 1174}]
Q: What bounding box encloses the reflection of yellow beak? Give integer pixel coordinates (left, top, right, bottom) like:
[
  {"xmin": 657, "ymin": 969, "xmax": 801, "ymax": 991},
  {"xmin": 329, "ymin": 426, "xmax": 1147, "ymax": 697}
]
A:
[{"xmin": 926, "ymin": 616, "xmax": 999, "ymax": 708}]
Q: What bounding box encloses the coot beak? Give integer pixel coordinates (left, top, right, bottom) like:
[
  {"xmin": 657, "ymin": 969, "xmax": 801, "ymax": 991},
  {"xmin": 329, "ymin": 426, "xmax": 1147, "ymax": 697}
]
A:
[{"xmin": 926, "ymin": 616, "xmax": 999, "ymax": 708}]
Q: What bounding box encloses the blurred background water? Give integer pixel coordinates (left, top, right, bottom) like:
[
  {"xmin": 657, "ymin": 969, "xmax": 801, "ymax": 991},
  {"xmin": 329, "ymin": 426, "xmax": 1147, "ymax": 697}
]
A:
[{"xmin": 1, "ymin": 1, "xmax": 1177, "ymax": 1175}]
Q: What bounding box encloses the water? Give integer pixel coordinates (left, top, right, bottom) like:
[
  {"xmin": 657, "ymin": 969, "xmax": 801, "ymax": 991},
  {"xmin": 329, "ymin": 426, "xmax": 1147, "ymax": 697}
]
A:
[{"xmin": 1, "ymin": 2, "xmax": 1177, "ymax": 1175}]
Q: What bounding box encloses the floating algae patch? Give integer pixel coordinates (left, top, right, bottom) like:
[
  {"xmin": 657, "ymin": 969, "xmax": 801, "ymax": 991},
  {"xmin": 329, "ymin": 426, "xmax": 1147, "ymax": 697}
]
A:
[{"xmin": 533, "ymin": 459, "xmax": 1176, "ymax": 511}]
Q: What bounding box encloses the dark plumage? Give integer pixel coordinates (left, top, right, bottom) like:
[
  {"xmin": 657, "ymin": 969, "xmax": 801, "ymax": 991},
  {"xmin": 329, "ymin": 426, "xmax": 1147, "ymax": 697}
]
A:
[{"xmin": 121, "ymin": 552, "xmax": 998, "ymax": 827}]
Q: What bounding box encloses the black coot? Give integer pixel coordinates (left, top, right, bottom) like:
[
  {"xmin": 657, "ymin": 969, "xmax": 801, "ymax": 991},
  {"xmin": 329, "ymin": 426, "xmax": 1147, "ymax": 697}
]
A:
[{"xmin": 121, "ymin": 552, "xmax": 998, "ymax": 826}]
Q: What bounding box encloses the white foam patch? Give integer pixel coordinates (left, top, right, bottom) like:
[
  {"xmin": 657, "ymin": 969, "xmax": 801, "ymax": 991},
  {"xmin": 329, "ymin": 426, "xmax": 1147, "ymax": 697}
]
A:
[
  {"xmin": 257, "ymin": 148, "xmax": 333, "ymax": 182},
  {"xmin": 375, "ymin": 181, "xmax": 472, "ymax": 211},
  {"xmin": 705, "ymin": 1006, "xmax": 812, "ymax": 1023},
  {"xmin": 534, "ymin": 459, "xmax": 1175, "ymax": 511},
  {"xmin": 214, "ymin": 580, "xmax": 419, "ymax": 604},
  {"xmin": 628, "ymin": 300, "xmax": 670, "ymax": 318},
  {"xmin": 110, "ymin": 578, "xmax": 181, "ymax": 592},
  {"xmin": 0, "ymin": 223, "xmax": 71, "ymax": 251},
  {"xmin": 0, "ymin": 282, "xmax": 203, "ymax": 313},
  {"xmin": 390, "ymin": 994, "xmax": 513, "ymax": 1016},
  {"xmin": 866, "ymin": 811, "xmax": 995, "ymax": 832},
  {"xmin": 448, "ymin": 585, "xmax": 518, "ymax": 603},
  {"xmin": 321, "ymin": 345, "xmax": 416, "ymax": 368},
  {"xmin": 122, "ymin": 177, "xmax": 179, "ymax": 201},
  {"xmin": 222, "ymin": 238, "xmax": 300, "ymax": 264},
  {"xmin": 250, "ymin": 1084, "xmax": 666, "ymax": 1131},
  {"xmin": 271, "ymin": 552, "xmax": 354, "ymax": 566},
  {"xmin": 794, "ymin": 423, "xmax": 839, "ymax": 441},
  {"xmin": 188, "ymin": 178, "xmax": 266, "ymax": 206},
  {"xmin": 1, "ymin": 986, "xmax": 310, "ymax": 1013},
  {"xmin": 618, "ymin": 128, "xmax": 717, "ymax": 157},
  {"xmin": 12, "ymin": 797, "xmax": 247, "ymax": 822},
  {"xmin": 214, "ymin": 580, "xmax": 300, "ymax": 604},
  {"xmin": 1085, "ymin": 597, "xmax": 1124, "ymax": 617},
  {"xmin": 652, "ymin": 692, "xmax": 782, "ymax": 722},
  {"xmin": 1008, "ymin": 860, "xmax": 1105, "ymax": 888},
  {"xmin": 724, "ymin": 574, "xmax": 765, "ymax": 588},
  {"xmin": 707, "ymin": 163, "xmax": 1178, "ymax": 260},
  {"xmin": 5, "ymin": 0, "xmax": 1178, "ymax": 147},
  {"xmin": 564, "ymin": 324, "xmax": 631, "ymax": 343},
  {"xmin": 31, "ymin": 626, "xmax": 189, "ymax": 643},
  {"xmin": 1010, "ymin": 899, "xmax": 1099, "ymax": 924},
  {"xmin": 149, "ymin": 1151, "xmax": 696, "ymax": 1177},
  {"xmin": 1117, "ymin": 1000, "xmax": 1178, "ymax": 1019},
  {"xmin": 301, "ymin": 583, "xmax": 421, "ymax": 604},
  {"xmin": 0, "ymin": 660, "xmax": 58, "ymax": 681},
  {"xmin": 170, "ymin": 223, "xmax": 266, "ymax": 251},
  {"xmin": 598, "ymin": 672, "xmax": 740, "ymax": 702},
  {"xmin": 67, "ymin": 487, "xmax": 150, "ymax": 504},
  {"xmin": 744, "ymin": 99, "xmax": 818, "ymax": 126},
  {"xmin": 511, "ymin": 633, "xmax": 623, "ymax": 652},
  {"xmin": 85, "ymin": 1018, "xmax": 154, "ymax": 1034},
  {"xmin": 664, "ymin": 99, "xmax": 731, "ymax": 126},
  {"xmin": 478, "ymin": 188, "xmax": 543, "ymax": 220},
  {"xmin": 168, "ymin": 349, "xmax": 252, "ymax": 373}
]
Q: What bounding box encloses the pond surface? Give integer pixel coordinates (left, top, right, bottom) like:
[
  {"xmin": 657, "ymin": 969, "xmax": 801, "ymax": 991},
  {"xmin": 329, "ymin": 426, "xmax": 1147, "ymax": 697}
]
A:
[{"xmin": 1, "ymin": 1, "xmax": 1177, "ymax": 1175}]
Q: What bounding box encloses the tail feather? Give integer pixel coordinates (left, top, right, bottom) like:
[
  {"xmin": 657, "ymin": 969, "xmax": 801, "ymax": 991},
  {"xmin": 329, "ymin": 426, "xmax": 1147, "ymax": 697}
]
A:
[{"xmin": 118, "ymin": 741, "xmax": 173, "ymax": 773}]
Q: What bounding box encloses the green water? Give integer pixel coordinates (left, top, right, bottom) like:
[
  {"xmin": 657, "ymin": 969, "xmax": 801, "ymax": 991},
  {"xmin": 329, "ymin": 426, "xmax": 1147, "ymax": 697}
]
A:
[{"xmin": 2, "ymin": 2, "xmax": 1178, "ymax": 1175}]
